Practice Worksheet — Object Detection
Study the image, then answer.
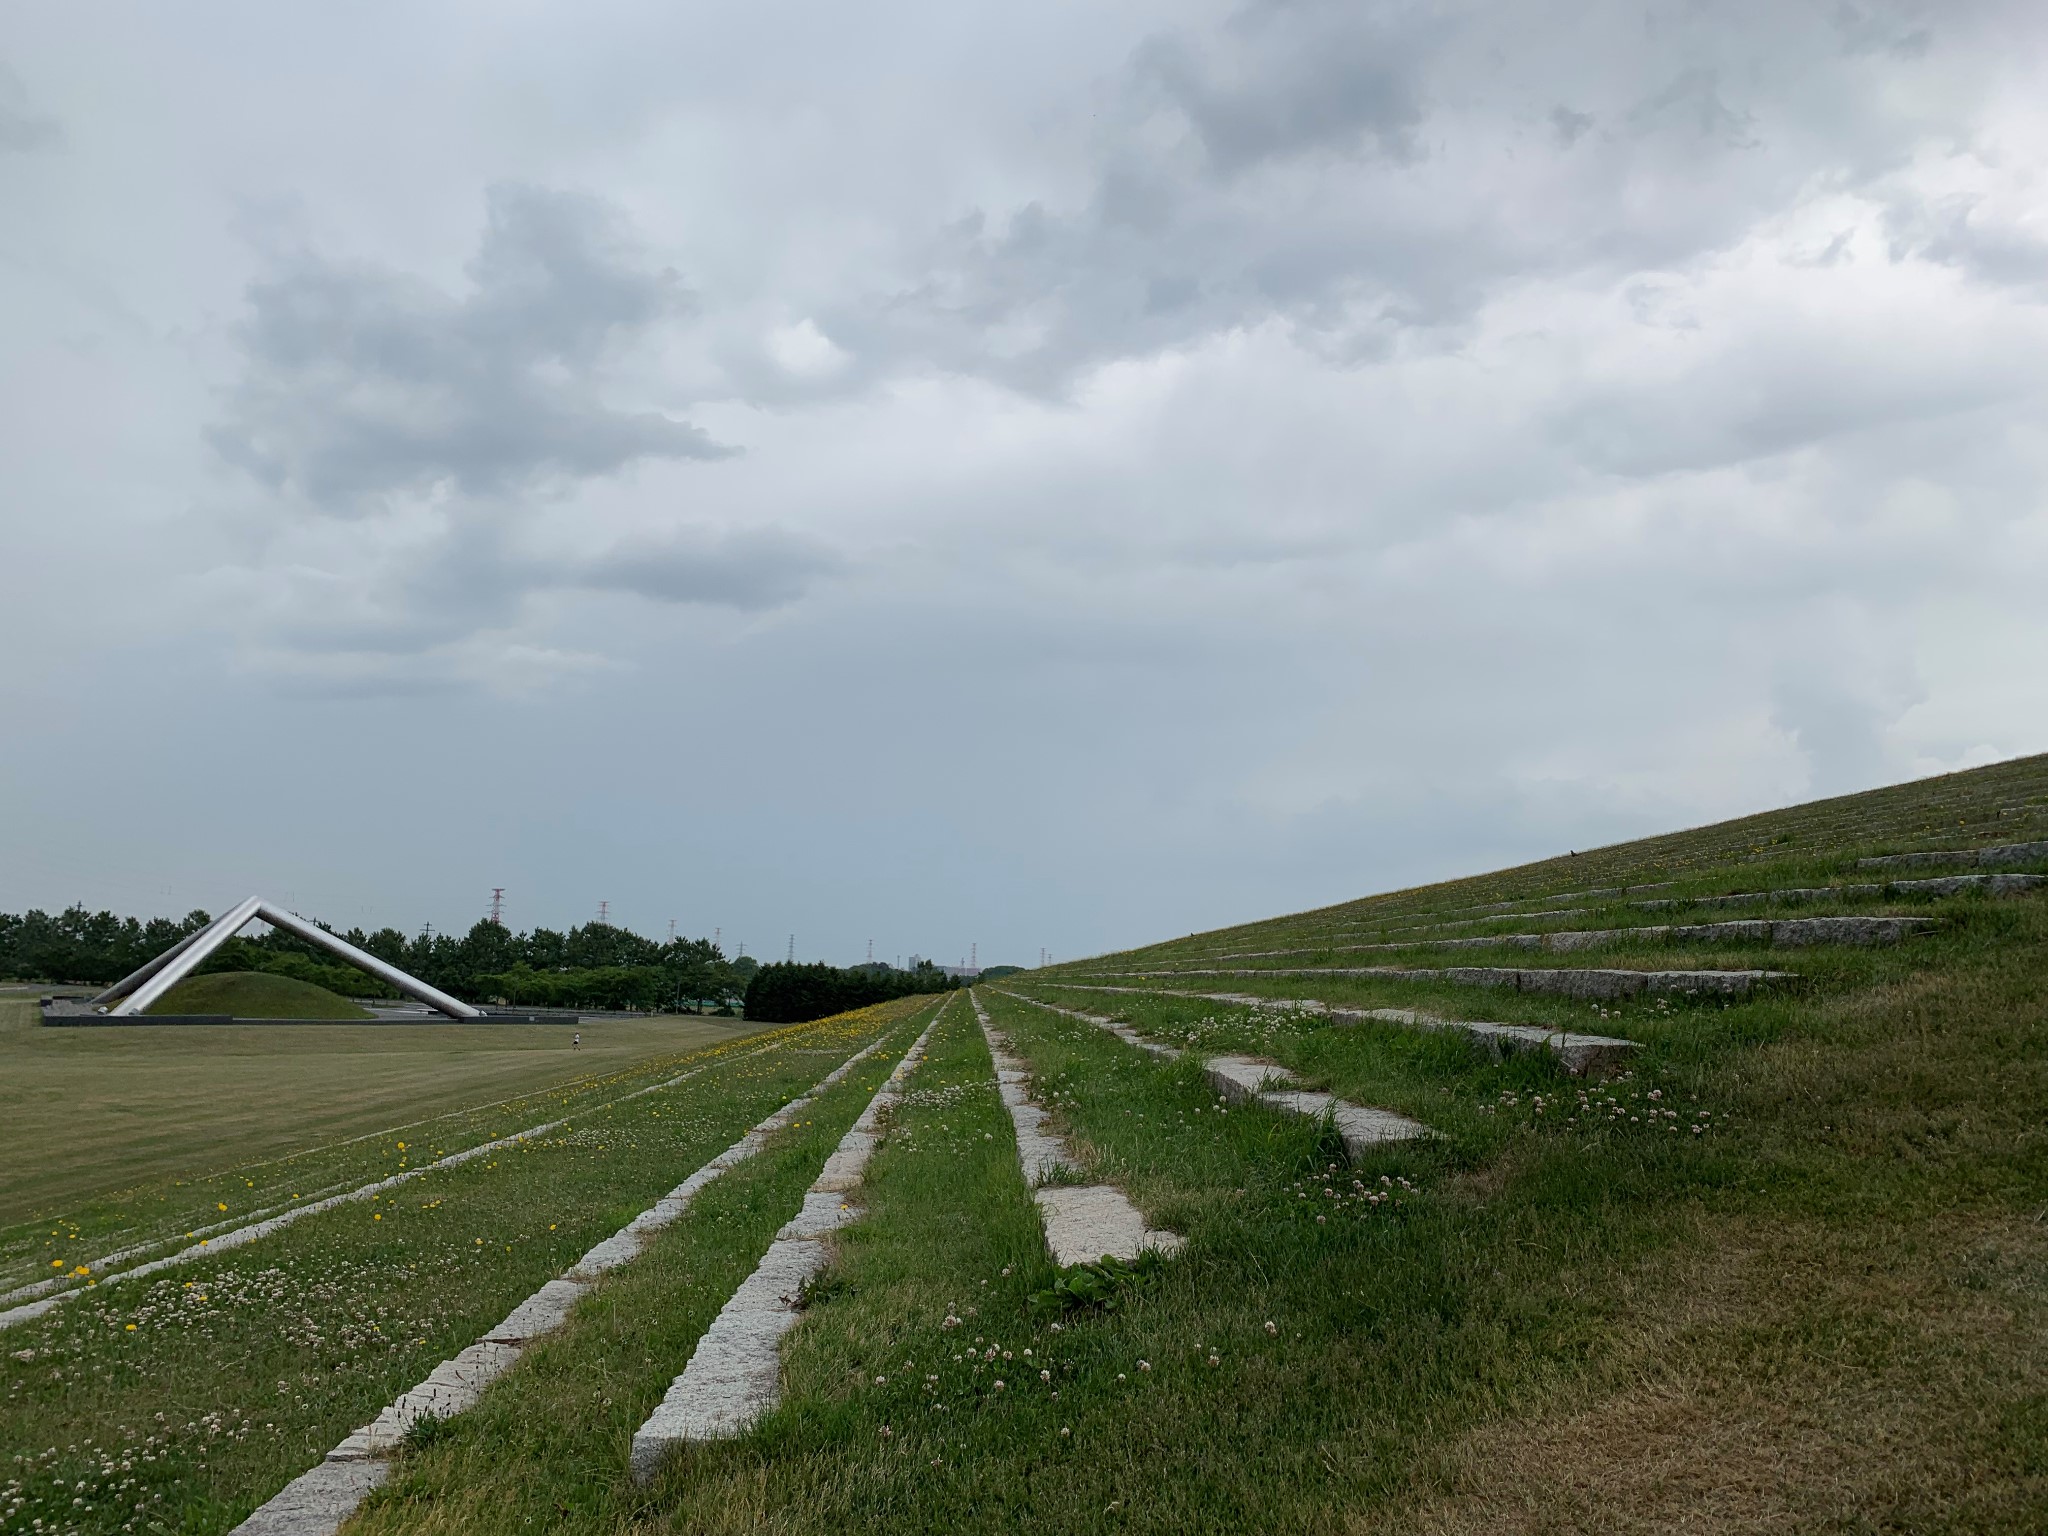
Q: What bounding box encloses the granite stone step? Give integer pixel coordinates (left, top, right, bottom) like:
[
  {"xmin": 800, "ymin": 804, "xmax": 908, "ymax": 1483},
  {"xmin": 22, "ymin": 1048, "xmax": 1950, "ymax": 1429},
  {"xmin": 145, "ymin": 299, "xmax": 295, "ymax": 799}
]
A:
[
  {"xmin": 1199, "ymin": 1055, "xmax": 1430, "ymax": 1156},
  {"xmin": 1034, "ymin": 984, "xmax": 1634, "ymax": 1076},
  {"xmin": 1175, "ymin": 872, "xmax": 2035, "ymax": 966},
  {"xmin": 996, "ymin": 990, "xmax": 1430, "ymax": 1158},
  {"xmin": 974, "ymin": 993, "xmax": 1183, "ymax": 1267},
  {"xmin": 1187, "ymin": 914, "xmax": 1933, "ymax": 964},
  {"xmin": 1073, "ymin": 966, "xmax": 1792, "ymax": 1000},
  {"xmin": 229, "ymin": 1022, "xmax": 908, "ymax": 1536},
  {"xmin": 1858, "ymin": 839, "xmax": 2048, "ymax": 870},
  {"xmin": 629, "ymin": 1008, "xmax": 945, "ymax": 1479}
]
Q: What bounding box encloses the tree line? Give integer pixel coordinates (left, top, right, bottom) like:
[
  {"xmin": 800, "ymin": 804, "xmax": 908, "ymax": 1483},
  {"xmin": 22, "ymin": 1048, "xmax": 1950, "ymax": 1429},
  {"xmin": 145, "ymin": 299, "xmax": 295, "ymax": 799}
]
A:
[
  {"xmin": 740, "ymin": 959, "xmax": 962, "ymax": 1024},
  {"xmin": 0, "ymin": 905, "xmax": 760, "ymax": 1014}
]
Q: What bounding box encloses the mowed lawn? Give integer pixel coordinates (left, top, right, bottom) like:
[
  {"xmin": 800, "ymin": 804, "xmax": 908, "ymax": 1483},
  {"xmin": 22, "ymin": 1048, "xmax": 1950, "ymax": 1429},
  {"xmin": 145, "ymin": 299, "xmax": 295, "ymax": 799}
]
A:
[{"xmin": 0, "ymin": 996, "xmax": 755, "ymax": 1224}]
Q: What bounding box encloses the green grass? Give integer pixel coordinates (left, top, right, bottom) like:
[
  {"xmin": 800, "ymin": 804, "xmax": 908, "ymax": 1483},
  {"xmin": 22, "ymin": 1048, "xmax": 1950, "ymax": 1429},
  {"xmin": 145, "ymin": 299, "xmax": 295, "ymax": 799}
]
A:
[
  {"xmin": 0, "ymin": 998, "xmax": 931, "ymax": 1536},
  {"xmin": 10, "ymin": 754, "xmax": 2048, "ymax": 1535},
  {"xmin": 352, "ymin": 981, "xmax": 1733, "ymax": 1533},
  {"xmin": 347, "ymin": 999, "xmax": 951, "ymax": 1536},
  {"xmin": 145, "ymin": 970, "xmax": 373, "ymax": 1020},
  {"xmin": 0, "ymin": 1001, "xmax": 754, "ymax": 1238},
  {"xmin": 341, "ymin": 753, "xmax": 2045, "ymax": 1534}
]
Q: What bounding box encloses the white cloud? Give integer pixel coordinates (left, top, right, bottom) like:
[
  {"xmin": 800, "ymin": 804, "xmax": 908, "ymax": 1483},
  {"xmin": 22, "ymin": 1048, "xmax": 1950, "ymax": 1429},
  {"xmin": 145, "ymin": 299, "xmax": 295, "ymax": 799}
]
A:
[
  {"xmin": 2, "ymin": 0, "xmax": 2046, "ymax": 958},
  {"xmin": 765, "ymin": 318, "xmax": 849, "ymax": 378}
]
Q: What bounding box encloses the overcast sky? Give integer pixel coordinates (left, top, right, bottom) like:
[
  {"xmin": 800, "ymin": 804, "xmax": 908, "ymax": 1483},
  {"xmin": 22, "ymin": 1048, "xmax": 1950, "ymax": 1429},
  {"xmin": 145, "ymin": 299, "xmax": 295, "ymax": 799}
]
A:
[{"xmin": 4, "ymin": 1, "xmax": 2045, "ymax": 965}]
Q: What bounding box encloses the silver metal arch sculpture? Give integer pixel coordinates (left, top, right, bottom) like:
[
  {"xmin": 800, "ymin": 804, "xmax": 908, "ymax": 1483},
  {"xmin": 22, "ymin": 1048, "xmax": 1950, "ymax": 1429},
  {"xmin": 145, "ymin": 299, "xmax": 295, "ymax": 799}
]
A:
[{"xmin": 89, "ymin": 898, "xmax": 480, "ymax": 1019}]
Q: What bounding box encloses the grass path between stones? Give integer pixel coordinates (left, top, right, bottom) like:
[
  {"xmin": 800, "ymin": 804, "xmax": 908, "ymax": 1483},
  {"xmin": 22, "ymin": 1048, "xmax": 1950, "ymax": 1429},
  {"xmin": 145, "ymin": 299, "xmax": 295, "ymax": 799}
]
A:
[
  {"xmin": 626, "ymin": 1001, "xmax": 947, "ymax": 1470},
  {"xmin": 337, "ymin": 1002, "xmax": 946, "ymax": 1534},
  {"xmin": 348, "ymin": 891, "xmax": 2048, "ymax": 1534},
  {"xmin": 0, "ymin": 999, "xmax": 924, "ymax": 1536},
  {"xmin": 970, "ymin": 991, "xmax": 1182, "ymax": 1266},
  {"xmin": 617, "ymin": 975, "xmax": 1497, "ymax": 1532}
]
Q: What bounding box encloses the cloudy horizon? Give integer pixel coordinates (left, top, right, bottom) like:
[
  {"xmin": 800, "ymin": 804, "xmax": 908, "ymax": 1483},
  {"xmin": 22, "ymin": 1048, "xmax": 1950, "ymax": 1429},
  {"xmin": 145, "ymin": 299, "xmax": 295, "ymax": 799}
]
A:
[{"xmin": 4, "ymin": 1, "xmax": 2045, "ymax": 965}]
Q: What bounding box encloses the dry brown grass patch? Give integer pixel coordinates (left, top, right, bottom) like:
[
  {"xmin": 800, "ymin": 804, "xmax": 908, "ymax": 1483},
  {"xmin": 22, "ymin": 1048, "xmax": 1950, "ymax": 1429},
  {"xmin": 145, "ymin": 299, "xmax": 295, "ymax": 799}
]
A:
[{"xmin": 1367, "ymin": 1213, "xmax": 2048, "ymax": 1536}]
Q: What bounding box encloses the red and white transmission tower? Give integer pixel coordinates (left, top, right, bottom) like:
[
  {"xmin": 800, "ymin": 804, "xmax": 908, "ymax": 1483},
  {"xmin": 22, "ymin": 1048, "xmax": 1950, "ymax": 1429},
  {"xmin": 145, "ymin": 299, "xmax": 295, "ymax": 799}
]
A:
[{"xmin": 488, "ymin": 888, "xmax": 505, "ymax": 926}]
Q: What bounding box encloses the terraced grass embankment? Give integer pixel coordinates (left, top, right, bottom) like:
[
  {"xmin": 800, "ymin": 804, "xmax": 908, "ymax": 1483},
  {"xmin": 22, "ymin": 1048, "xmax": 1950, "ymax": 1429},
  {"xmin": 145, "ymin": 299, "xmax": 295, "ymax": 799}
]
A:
[{"xmin": 14, "ymin": 753, "xmax": 2048, "ymax": 1534}]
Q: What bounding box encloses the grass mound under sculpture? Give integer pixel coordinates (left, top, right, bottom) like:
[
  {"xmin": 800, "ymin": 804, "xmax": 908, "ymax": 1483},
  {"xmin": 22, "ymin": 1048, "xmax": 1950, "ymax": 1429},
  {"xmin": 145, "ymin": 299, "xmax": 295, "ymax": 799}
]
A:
[{"xmin": 145, "ymin": 969, "xmax": 374, "ymax": 1019}]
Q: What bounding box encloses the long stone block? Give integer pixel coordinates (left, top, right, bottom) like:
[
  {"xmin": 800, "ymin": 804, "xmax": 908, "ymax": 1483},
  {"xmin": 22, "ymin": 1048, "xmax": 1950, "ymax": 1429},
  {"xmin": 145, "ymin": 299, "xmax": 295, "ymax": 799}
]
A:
[
  {"xmin": 1176, "ymin": 914, "xmax": 1935, "ymax": 965},
  {"xmin": 631, "ymin": 1237, "xmax": 829, "ymax": 1468},
  {"xmin": 485, "ymin": 1278, "xmax": 589, "ymax": 1344},
  {"xmin": 1336, "ymin": 1007, "xmax": 1633, "ymax": 1076},
  {"xmin": 230, "ymin": 1459, "xmax": 391, "ymax": 1536},
  {"xmin": 1756, "ymin": 915, "xmax": 1934, "ymax": 945},
  {"xmin": 1858, "ymin": 839, "xmax": 2048, "ymax": 870},
  {"xmin": 1097, "ymin": 966, "xmax": 1792, "ymax": 999},
  {"xmin": 976, "ymin": 995, "xmax": 1180, "ymax": 1264},
  {"xmin": 1276, "ymin": 1091, "xmax": 1429, "ymax": 1157},
  {"xmin": 1034, "ymin": 1186, "xmax": 1183, "ymax": 1267},
  {"xmin": 1201, "ymin": 1055, "xmax": 1429, "ymax": 1155},
  {"xmin": 1002, "ymin": 992, "xmax": 1183, "ymax": 1057},
  {"xmin": 1032, "ymin": 984, "xmax": 1635, "ymax": 1076},
  {"xmin": 569, "ymin": 1230, "xmax": 646, "ymax": 1279},
  {"xmin": 340, "ymin": 1340, "xmax": 523, "ymax": 1455},
  {"xmin": 777, "ymin": 1189, "xmax": 862, "ymax": 1239},
  {"xmin": 629, "ymin": 1010, "xmax": 943, "ymax": 1482},
  {"xmin": 1893, "ymin": 872, "xmax": 2045, "ymax": 897},
  {"xmin": 227, "ymin": 1024, "xmax": 908, "ymax": 1536}
]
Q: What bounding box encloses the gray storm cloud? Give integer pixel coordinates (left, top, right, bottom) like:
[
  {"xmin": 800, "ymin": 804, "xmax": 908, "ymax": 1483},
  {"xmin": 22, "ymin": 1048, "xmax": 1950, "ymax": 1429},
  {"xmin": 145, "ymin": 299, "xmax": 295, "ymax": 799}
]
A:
[
  {"xmin": 211, "ymin": 184, "xmax": 732, "ymax": 513},
  {"xmin": 0, "ymin": 0, "xmax": 2044, "ymax": 961},
  {"xmin": 0, "ymin": 63, "xmax": 60, "ymax": 152},
  {"xmin": 805, "ymin": 0, "xmax": 2013, "ymax": 398},
  {"xmin": 574, "ymin": 527, "xmax": 844, "ymax": 611}
]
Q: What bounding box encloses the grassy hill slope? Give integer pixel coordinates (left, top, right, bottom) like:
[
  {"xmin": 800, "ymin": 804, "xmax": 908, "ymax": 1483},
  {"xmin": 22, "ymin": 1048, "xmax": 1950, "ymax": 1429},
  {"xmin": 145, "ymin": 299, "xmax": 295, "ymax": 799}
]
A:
[
  {"xmin": 7, "ymin": 756, "xmax": 2045, "ymax": 1536},
  {"xmin": 147, "ymin": 969, "xmax": 373, "ymax": 1019},
  {"xmin": 320, "ymin": 754, "xmax": 2048, "ymax": 1535}
]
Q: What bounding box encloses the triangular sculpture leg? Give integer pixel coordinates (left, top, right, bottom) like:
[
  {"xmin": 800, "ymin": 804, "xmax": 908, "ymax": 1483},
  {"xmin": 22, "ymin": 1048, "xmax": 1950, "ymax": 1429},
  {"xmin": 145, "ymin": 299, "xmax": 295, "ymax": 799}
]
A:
[
  {"xmin": 252, "ymin": 903, "xmax": 478, "ymax": 1019},
  {"xmin": 102, "ymin": 897, "xmax": 480, "ymax": 1020},
  {"xmin": 109, "ymin": 897, "xmax": 266, "ymax": 1016},
  {"xmin": 89, "ymin": 905, "xmax": 249, "ymax": 1009}
]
